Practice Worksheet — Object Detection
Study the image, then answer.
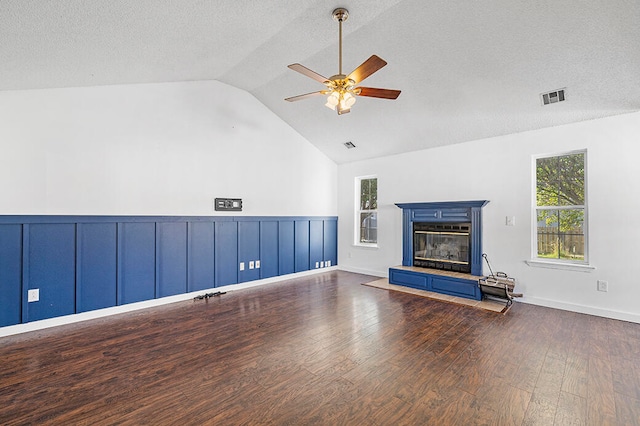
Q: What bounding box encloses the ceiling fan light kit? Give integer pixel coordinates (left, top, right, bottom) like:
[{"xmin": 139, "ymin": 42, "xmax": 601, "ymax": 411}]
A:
[{"xmin": 285, "ymin": 8, "xmax": 401, "ymax": 115}]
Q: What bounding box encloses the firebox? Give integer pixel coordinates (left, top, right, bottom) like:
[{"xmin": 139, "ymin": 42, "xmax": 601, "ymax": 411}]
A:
[{"xmin": 413, "ymin": 222, "xmax": 471, "ymax": 273}]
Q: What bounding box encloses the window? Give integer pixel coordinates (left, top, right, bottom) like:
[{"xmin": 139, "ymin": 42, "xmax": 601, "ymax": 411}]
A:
[
  {"xmin": 534, "ymin": 151, "xmax": 587, "ymax": 263},
  {"xmin": 356, "ymin": 177, "xmax": 377, "ymax": 245}
]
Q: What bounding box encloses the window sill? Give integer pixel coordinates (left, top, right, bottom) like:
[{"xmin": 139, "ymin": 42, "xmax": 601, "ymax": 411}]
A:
[
  {"xmin": 525, "ymin": 259, "xmax": 595, "ymax": 272},
  {"xmin": 353, "ymin": 243, "xmax": 378, "ymax": 249}
]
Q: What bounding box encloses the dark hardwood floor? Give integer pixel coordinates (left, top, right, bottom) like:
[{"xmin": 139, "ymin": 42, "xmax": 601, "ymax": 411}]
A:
[{"xmin": 1, "ymin": 271, "xmax": 639, "ymax": 425}]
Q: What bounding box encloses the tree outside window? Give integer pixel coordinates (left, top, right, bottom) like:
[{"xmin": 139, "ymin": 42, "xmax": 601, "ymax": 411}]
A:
[
  {"xmin": 535, "ymin": 152, "xmax": 586, "ymax": 261},
  {"xmin": 357, "ymin": 177, "xmax": 377, "ymax": 244}
]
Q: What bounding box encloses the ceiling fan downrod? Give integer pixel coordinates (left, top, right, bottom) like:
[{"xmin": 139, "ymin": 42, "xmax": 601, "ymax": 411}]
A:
[{"xmin": 332, "ymin": 8, "xmax": 349, "ymax": 76}]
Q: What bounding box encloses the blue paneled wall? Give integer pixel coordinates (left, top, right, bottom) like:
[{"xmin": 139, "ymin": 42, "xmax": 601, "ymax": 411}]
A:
[
  {"xmin": 0, "ymin": 215, "xmax": 338, "ymax": 327},
  {"xmin": 0, "ymin": 225, "xmax": 22, "ymax": 326},
  {"xmin": 77, "ymin": 223, "xmax": 117, "ymax": 312}
]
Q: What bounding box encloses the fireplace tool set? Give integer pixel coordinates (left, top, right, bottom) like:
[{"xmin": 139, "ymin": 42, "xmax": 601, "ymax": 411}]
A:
[{"xmin": 478, "ymin": 253, "xmax": 522, "ymax": 308}]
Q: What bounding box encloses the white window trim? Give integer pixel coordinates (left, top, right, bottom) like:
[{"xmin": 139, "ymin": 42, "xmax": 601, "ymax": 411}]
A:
[
  {"xmin": 530, "ymin": 149, "xmax": 591, "ymax": 267},
  {"xmin": 354, "ymin": 175, "xmax": 378, "ymax": 248}
]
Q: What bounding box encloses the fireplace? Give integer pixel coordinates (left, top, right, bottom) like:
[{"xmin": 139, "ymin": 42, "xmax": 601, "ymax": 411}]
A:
[
  {"xmin": 390, "ymin": 201, "xmax": 489, "ymax": 300},
  {"xmin": 413, "ymin": 222, "xmax": 471, "ymax": 273},
  {"xmin": 395, "ymin": 200, "xmax": 489, "ymax": 276}
]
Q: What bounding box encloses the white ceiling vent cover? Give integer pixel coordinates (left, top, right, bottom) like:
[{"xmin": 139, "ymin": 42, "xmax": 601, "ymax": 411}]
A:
[
  {"xmin": 541, "ymin": 89, "xmax": 566, "ymax": 105},
  {"xmin": 344, "ymin": 141, "xmax": 356, "ymax": 149}
]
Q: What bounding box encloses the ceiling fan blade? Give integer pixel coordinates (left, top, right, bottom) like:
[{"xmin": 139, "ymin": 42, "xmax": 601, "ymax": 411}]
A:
[
  {"xmin": 346, "ymin": 55, "xmax": 387, "ymax": 84},
  {"xmin": 357, "ymin": 87, "xmax": 401, "ymax": 99},
  {"xmin": 285, "ymin": 91, "xmax": 325, "ymax": 102},
  {"xmin": 288, "ymin": 64, "xmax": 329, "ymax": 83}
]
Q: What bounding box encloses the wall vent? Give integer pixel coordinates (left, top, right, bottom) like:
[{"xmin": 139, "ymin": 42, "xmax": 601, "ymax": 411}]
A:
[
  {"xmin": 344, "ymin": 141, "xmax": 356, "ymax": 149},
  {"xmin": 541, "ymin": 88, "xmax": 566, "ymax": 105}
]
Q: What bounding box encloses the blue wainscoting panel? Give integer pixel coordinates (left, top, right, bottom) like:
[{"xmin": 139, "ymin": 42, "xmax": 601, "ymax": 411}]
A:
[
  {"xmin": 0, "ymin": 225, "xmax": 22, "ymax": 326},
  {"xmin": 309, "ymin": 220, "xmax": 324, "ymax": 269},
  {"xmin": 25, "ymin": 224, "xmax": 76, "ymax": 322},
  {"xmin": 77, "ymin": 223, "xmax": 117, "ymax": 313},
  {"xmin": 323, "ymin": 219, "xmax": 337, "ymax": 266},
  {"xmin": 238, "ymin": 221, "xmax": 260, "ymax": 283},
  {"xmin": 215, "ymin": 221, "xmax": 238, "ymax": 286},
  {"xmin": 294, "ymin": 220, "xmax": 310, "ymax": 272},
  {"xmin": 278, "ymin": 220, "xmax": 295, "ymax": 276},
  {"xmin": 0, "ymin": 215, "xmax": 338, "ymax": 329},
  {"xmin": 117, "ymin": 222, "xmax": 156, "ymax": 305},
  {"xmin": 260, "ymin": 221, "xmax": 279, "ymax": 279},
  {"xmin": 157, "ymin": 222, "xmax": 188, "ymax": 297},
  {"xmin": 187, "ymin": 221, "xmax": 215, "ymax": 292}
]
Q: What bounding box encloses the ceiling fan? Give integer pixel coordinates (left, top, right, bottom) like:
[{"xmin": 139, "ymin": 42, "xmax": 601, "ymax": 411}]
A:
[{"xmin": 285, "ymin": 8, "xmax": 401, "ymax": 115}]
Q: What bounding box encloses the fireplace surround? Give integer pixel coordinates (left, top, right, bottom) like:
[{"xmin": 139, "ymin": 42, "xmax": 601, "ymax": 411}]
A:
[
  {"xmin": 396, "ymin": 200, "xmax": 488, "ymax": 275},
  {"xmin": 389, "ymin": 200, "xmax": 489, "ymax": 300}
]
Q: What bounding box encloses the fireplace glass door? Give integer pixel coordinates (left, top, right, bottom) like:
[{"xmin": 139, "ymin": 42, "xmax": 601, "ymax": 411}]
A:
[{"xmin": 413, "ymin": 223, "xmax": 471, "ymax": 272}]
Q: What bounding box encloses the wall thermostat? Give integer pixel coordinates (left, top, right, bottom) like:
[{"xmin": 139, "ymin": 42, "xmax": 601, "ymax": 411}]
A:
[{"xmin": 215, "ymin": 198, "xmax": 242, "ymax": 211}]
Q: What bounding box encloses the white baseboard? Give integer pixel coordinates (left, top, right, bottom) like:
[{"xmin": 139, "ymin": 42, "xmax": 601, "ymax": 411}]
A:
[
  {"xmin": 519, "ymin": 295, "xmax": 640, "ymax": 324},
  {"xmin": 337, "ymin": 265, "xmax": 387, "ymax": 278},
  {"xmin": 0, "ymin": 267, "xmax": 337, "ymax": 338}
]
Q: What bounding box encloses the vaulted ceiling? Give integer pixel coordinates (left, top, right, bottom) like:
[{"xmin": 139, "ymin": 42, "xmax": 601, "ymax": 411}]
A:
[{"xmin": 2, "ymin": 0, "xmax": 639, "ymax": 163}]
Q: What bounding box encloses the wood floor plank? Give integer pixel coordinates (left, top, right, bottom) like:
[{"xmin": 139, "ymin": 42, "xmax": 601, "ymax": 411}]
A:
[
  {"xmin": 614, "ymin": 392, "xmax": 640, "ymax": 426},
  {"xmin": 610, "ymin": 355, "xmax": 640, "ymax": 401},
  {"xmin": 534, "ymin": 351, "xmax": 566, "ymax": 401},
  {"xmin": 495, "ymin": 384, "xmax": 532, "ymax": 426},
  {"xmin": 554, "ymin": 390, "xmax": 586, "ymax": 425},
  {"xmin": 522, "ymin": 393, "xmax": 558, "ymax": 426},
  {"xmin": 1, "ymin": 270, "xmax": 639, "ymax": 425},
  {"xmin": 562, "ymin": 354, "xmax": 589, "ymax": 398},
  {"xmin": 587, "ymin": 356, "xmax": 617, "ymax": 424},
  {"xmin": 510, "ymin": 346, "xmax": 547, "ymax": 394}
]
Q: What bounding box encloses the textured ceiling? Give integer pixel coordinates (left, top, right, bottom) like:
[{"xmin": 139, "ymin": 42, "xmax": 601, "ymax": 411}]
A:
[{"xmin": 2, "ymin": 0, "xmax": 640, "ymax": 164}]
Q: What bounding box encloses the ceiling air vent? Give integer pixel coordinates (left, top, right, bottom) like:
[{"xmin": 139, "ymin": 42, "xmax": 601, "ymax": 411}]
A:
[
  {"xmin": 541, "ymin": 88, "xmax": 566, "ymax": 105},
  {"xmin": 344, "ymin": 141, "xmax": 356, "ymax": 149}
]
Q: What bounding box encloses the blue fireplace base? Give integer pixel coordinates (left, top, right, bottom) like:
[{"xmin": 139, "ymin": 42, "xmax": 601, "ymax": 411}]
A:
[{"xmin": 389, "ymin": 266, "xmax": 482, "ymax": 300}]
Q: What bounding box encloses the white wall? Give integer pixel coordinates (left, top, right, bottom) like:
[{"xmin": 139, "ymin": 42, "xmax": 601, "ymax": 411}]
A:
[
  {"xmin": 0, "ymin": 80, "xmax": 336, "ymax": 216},
  {"xmin": 338, "ymin": 111, "xmax": 640, "ymax": 323}
]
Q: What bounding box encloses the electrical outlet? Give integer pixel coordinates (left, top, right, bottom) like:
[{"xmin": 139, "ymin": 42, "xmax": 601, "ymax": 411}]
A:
[
  {"xmin": 239, "ymin": 262, "xmax": 245, "ymax": 271},
  {"xmin": 597, "ymin": 280, "xmax": 608, "ymax": 292},
  {"xmin": 28, "ymin": 288, "xmax": 40, "ymax": 302},
  {"xmin": 320, "ymin": 261, "xmax": 325, "ymax": 268},
  {"xmin": 249, "ymin": 261, "xmax": 254, "ymax": 269},
  {"xmin": 315, "ymin": 261, "xmax": 319, "ymax": 268},
  {"xmin": 326, "ymin": 260, "xmax": 331, "ymax": 267},
  {"xmin": 255, "ymin": 260, "xmax": 260, "ymax": 269},
  {"xmin": 506, "ymin": 216, "xmax": 515, "ymax": 226}
]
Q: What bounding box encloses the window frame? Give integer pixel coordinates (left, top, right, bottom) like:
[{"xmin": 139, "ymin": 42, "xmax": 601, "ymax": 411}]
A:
[
  {"xmin": 355, "ymin": 175, "xmax": 378, "ymax": 247},
  {"xmin": 531, "ymin": 149, "xmax": 589, "ymax": 266}
]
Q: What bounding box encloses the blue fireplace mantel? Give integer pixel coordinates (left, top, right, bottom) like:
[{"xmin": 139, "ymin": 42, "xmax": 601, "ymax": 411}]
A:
[{"xmin": 395, "ymin": 200, "xmax": 489, "ymax": 276}]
